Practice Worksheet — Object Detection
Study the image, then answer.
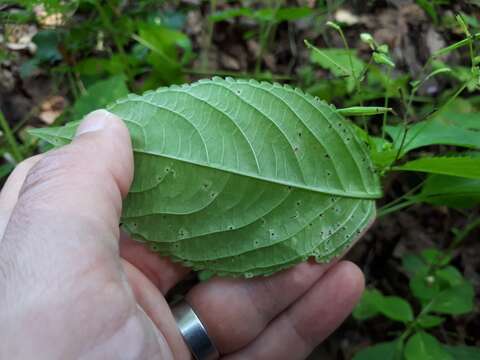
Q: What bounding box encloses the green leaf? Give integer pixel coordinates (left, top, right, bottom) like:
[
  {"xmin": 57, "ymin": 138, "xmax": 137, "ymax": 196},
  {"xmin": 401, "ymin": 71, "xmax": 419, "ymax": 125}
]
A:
[
  {"xmin": 436, "ymin": 266, "xmax": 464, "ymax": 287},
  {"xmin": 431, "ymin": 281, "xmax": 475, "ymax": 315},
  {"xmin": 378, "ymin": 295, "xmax": 414, "ymax": 323},
  {"xmin": 32, "ymin": 29, "xmax": 62, "ymax": 63},
  {"xmin": 353, "ymin": 288, "xmax": 413, "ymax": 323},
  {"xmin": 353, "ymin": 289, "xmax": 381, "ymax": 320},
  {"xmin": 307, "ymin": 46, "xmax": 365, "ymax": 92},
  {"xmin": 416, "ymin": 174, "xmax": 480, "ymax": 209},
  {"xmin": 255, "ymin": 7, "xmax": 314, "ymax": 22},
  {"xmin": 30, "ymin": 78, "xmax": 381, "ymax": 277},
  {"xmin": 394, "ymin": 156, "xmax": 480, "ymax": 179},
  {"xmin": 353, "ymin": 126, "xmax": 396, "ymax": 170},
  {"xmin": 372, "ymin": 52, "xmax": 395, "ymax": 68},
  {"xmin": 417, "ymin": 314, "xmax": 445, "ymax": 329},
  {"xmin": 402, "ymin": 253, "xmax": 428, "ymax": 276},
  {"xmin": 337, "ymin": 107, "xmax": 392, "ymax": 117},
  {"xmin": 405, "ymin": 332, "xmax": 452, "ymax": 360},
  {"xmin": 415, "ymin": 0, "xmax": 438, "ymax": 23},
  {"xmin": 133, "ymin": 22, "xmax": 191, "ymax": 85},
  {"xmin": 386, "ymin": 110, "xmax": 480, "ymax": 158},
  {"xmin": 209, "ymin": 8, "xmax": 254, "ymax": 22},
  {"xmin": 444, "ymin": 345, "xmax": 480, "ymax": 359},
  {"xmin": 209, "ymin": 7, "xmax": 313, "ymax": 23},
  {"xmin": 421, "ymin": 249, "xmax": 450, "ymax": 267},
  {"xmin": 410, "ymin": 270, "xmax": 439, "ymax": 301},
  {"xmin": 353, "ymin": 340, "xmax": 402, "ymax": 360},
  {"xmin": 71, "ymin": 76, "xmax": 129, "ymax": 119}
]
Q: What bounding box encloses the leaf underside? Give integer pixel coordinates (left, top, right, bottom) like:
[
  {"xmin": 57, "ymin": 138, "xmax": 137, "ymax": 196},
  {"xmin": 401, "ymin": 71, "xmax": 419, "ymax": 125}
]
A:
[{"xmin": 31, "ymin": 78, "xmax": 381, "ymax": 277}]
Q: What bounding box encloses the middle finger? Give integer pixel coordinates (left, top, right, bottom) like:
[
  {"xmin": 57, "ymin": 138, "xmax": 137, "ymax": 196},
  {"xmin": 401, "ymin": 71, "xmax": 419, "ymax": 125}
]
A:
[{"xmin": 185, "ymin": 260, "xmax": 334, "ymax": 354}]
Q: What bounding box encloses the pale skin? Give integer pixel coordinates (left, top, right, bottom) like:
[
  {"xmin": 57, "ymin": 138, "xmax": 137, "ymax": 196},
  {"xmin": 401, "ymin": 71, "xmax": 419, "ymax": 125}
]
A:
[{"xmin": 0, "ymin": 110, "xmax": 365, "ymax": 359}]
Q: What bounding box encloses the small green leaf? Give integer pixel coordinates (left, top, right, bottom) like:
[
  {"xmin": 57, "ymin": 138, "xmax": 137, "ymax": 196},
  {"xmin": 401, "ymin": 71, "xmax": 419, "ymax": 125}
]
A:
[
  {"xmin": 402, "ymin": 253, "xmax": 428, "ymax": 276},
  {"xmin": 306, "ymin": 43, "xmax": 365, "ymax": 92},
  {"xmin": 394, "ymin": 156, "xmax": 480, "ymax": 179},
  {"xmin": 416, "ymin": 174, "xmax": 480, "ymax": 209},
  {"xmin": 416, "ymin": 0, "xmax": 438, "ymax": 23},
  {"xmin": 373, "ymin": 52, "xmax": 395, "ymax": 68},
  {"xmin": 337, "ymin": 106, "xmax": 392, "ymax": 116},
  {"xmin": 405, "ymin": 332, "xmax": 452, "ymax": 360},
  {"xmin": 417, "ymin": 314, "xmax": 445, "ymax": 329},
  {"xmin": 353, "ymin": 289, "xmax": 381, "ymax": 320},
  {"xmin": 255, "ymin": 7, "xmax": 313, "ymax": 22},
  {"xmin": 421, "ymin": 249, "xmax": 450, "ymax": 267},
  {"xmin": 436, "ymin": 266, "xmax": 464, "ymax": 287},
  {"xmin": 71, "ymin": 76, "xmax": 129, "ymax": 119},
  {"xmin": 354, "ymin": 288, "xmax": 414, "ymax": 323},
  {"xmin": 410, "ymin": 270, "xmax": 439, "ymax": 301},
  {"xmin": 353, "ymin": 340, "xmax": 402, "ymax": 360},
  {"xmin": 431, "ymin": 281, "xmax": 475, "ymax": 315},
  {"xmin": 209, "ymin": 8, "xmax": 253, "ymax": 22}
]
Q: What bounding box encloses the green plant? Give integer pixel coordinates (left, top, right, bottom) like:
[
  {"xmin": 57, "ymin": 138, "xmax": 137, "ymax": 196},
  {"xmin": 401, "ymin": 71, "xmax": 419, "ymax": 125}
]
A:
[{"xmin": 352, "ymin": 222, "xmax": 479, "ymax": 359}]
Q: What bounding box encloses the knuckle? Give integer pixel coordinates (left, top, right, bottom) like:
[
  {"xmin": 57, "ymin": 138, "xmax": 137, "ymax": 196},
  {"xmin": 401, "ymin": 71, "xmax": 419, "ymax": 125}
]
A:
[{"xmin": 19, "ymin": 148, "xmax": 78, "ymax": 200}]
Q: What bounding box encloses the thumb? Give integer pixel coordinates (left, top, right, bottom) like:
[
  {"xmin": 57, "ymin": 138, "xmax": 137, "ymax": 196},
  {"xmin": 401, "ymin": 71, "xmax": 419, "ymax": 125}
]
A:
[{"xmin": 0, "ymin": 109, "xmax": 133, "ymax": 289}]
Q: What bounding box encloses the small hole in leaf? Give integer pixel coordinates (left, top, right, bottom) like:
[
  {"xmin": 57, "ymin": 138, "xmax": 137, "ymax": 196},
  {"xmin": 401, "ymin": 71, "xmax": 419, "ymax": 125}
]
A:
[
  {"xmin": 228, "ymin": 225, "xmax": 235, "ymax": 230},
  {"xmin": 210, "ymin": 192, "xmax": 217, "ymax": 198},
  {"xmin": 296, "ymin": 200, "xmax": 302, "ymax": 206},
  {"xmin": 326, "ymin": 171, "xmax": 331, "ymax": 177},
  {"xmin": 346, "ymin": 137, "xmax": 351, "ymax": 141},
  {"xmin": 298, "ymin": 132, "xmax": 302, "ymax": 137}
]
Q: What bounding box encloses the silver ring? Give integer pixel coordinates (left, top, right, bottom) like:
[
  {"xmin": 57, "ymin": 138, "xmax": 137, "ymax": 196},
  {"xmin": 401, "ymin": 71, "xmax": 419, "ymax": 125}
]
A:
[{"xmin": 171, "ymin": 300, "xmax": 220, "ymax": 360}]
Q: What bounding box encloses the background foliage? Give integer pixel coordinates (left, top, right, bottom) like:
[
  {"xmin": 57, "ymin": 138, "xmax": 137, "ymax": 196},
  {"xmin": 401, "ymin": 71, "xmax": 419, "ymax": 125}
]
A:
[{"xmin": 0, "ymin": 0, "xmax": 479, "ymax": 359}]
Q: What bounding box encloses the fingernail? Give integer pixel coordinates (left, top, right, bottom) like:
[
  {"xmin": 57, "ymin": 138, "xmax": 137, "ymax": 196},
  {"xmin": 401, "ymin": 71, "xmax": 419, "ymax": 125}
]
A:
[{"xmin": 75, "ymin": 109, "xmax": 115, "ymax": 137}]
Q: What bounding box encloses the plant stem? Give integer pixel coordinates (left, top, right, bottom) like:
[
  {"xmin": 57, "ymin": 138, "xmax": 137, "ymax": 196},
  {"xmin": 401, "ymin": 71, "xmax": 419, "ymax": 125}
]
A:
[
  {"xmin": 377, "ymin": 198, "xmax": 417, "ymax": 218},
  {"xmin": 94, "ymin": 0, "xmax": 132, "ymax": 82},
  {"xmin": 0, "ymin": 109, "xmax": 23, "ymax": 163},
  {"xmin": 202, "ymin": 0, "xmax": 217, "ymax": 70},
  {"xmin": 399, "ymin": 300, "xmax": 435, "ymax": 342},
  {"xmin": 428, "ymin": 217, "xmax": 480, "ymax": 275},
  {"xmin": 381, "ymin": 67, "xmax": 393, "ymax": 140},
  {"xmin": 255, "ymin": 0, "xmax": 282, "ymax": 76}
]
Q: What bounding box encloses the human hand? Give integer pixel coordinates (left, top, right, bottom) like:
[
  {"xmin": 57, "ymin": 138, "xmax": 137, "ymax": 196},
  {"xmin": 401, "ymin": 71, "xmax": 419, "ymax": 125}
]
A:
[{"xmin": 0, "ymin": 110, "xmax": 365, "ymax": 360}]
